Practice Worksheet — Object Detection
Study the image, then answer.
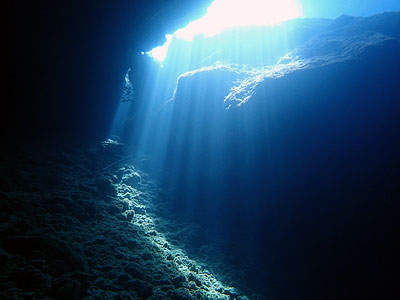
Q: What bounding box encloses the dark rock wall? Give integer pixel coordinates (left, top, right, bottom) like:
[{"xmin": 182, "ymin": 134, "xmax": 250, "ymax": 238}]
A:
[{"xmin": 13, "ymin": 0, "xmax": 212, "ymax": 145}]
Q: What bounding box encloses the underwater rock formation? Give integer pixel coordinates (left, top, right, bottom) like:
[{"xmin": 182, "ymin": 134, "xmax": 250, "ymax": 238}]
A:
[
  {"xmin": 7, "ymin": 10, "xmax": 399, "ymax": 300},
  {"xmin": 150, "ymin": 12, "xmax": 400, "ymax": 299},
  {"xmin": 0, "ymin": 141, "xmax": 250, "ymax": 299},
  {"xmin": 171, "ymin": 12, "xmax": 400, "ymax": 107}
]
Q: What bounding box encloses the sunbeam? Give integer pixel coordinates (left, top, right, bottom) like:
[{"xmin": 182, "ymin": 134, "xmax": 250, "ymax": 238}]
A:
[{"xmin": 148, "ymin": 0, "xmax": 302, "ymax": 62}]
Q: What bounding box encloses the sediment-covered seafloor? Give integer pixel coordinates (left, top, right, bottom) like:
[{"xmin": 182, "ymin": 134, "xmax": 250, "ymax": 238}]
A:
[
  {"xmin": 7, "ymin": 11, "xmax": 400, "ymax": 300},
  {"xmin": 0, "ymin": 141, "xmax": 250, "ymax": 300}
]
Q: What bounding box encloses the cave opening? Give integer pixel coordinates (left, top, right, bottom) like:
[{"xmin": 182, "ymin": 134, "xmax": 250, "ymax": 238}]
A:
[{"xmin": 8, "ymin": 1, "xmax": 400, "ymax": 299}]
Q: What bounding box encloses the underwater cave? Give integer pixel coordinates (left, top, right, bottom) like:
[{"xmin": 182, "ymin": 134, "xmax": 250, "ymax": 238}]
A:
[{"xmin": 7, "ymin": 1, "xmax": 400, "ymax": 299}]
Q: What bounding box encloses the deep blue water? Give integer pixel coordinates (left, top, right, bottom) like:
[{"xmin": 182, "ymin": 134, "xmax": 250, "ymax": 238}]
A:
[
  {"xmin": 109, "ymin": 12, "xmax": 400, "ymax": 299},
  {"xmin": 12, "ymin": 3, "xmax": 400, "ymax": 299}
]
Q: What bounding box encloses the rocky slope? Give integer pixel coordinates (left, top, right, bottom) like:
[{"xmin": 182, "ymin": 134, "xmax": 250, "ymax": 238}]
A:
[
  {"xmin": 141, "ymin": 12, "xmax": 400, "ymax": 300},
  {"xmin": 5, "ymin": 12, "xmax": 399, "ymax": 300},
  {"xmin": 0, "ymin": 141, "xmax": 250, "ymax": 300}
]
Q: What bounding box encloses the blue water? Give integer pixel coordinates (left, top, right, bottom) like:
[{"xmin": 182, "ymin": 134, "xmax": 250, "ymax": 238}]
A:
[
  {"xmin": 12, "ymin": 3, "xmax": 400, "ymax": 299},
  {"xmin": 109, "ymin": 12, "xmax": 400, "ymax": 299}
]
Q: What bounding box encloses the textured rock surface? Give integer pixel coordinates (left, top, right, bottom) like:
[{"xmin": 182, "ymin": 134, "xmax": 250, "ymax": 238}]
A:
[
  {"xmin": 0, "ymin": 141, "xmax": 250, "ymax": 299},
  {"xmin": 7, "ymin": 11, "xmax": 400, "ymax": 300},
  {"xmin": 146, "ymin": 12, "xmax": 400, "ymax": 300},
  {"xmin": 170, "ymin": 12, "xmax": 400, "ymax": 107}
]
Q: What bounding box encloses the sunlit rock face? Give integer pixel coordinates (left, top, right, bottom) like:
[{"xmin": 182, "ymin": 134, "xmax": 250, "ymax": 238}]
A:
[
  {"xmin": 144, "ymin": 12, "xmax": 400, "ymax": 299},
  {"xmin": 170, "ymin": 12, "xmax": 400, "ymax": 107}
]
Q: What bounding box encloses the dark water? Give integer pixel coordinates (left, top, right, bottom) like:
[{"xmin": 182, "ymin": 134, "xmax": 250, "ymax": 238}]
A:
[
  {"xmin": 123, "ymin": 12, "xmax": 400, "ymax": 299},
  {"xmin": 9, "ymin": 7, "xmax": 400, "ymax": 300}
]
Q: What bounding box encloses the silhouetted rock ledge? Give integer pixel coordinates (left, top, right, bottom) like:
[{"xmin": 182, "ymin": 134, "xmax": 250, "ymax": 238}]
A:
[
  {"xmin": 0, "ymin": 141, "xmax": 250, "ymax": 300},
  {"xmin": 171, "ymin": 12, "xmax": 400, "ymax": 108}
]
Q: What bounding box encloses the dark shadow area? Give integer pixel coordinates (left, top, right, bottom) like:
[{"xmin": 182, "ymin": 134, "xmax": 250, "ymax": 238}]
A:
[
  {"xmin": 154, "ymin": 35, "xmax": 400, "ymax": 300},
  {"xmin": 10, "ymin": 3, "xmax": 400, "ymax": 299},
  {"xmin": 13, "ymin": 0, "xmax": 212, "ymax": 146}
]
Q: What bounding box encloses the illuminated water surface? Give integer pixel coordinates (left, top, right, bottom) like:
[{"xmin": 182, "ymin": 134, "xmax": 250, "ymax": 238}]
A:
[{"xmin": 148, "ymin": 0, "xmax": 302, "ymax": 62}]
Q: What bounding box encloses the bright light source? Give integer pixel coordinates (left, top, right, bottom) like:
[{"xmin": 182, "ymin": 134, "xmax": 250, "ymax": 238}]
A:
[
  {"xmin": 148, "ymin": 0, "xmax": 302, "ymax": 62},
  {"xmin": 147, "ymin": 34, "xmax": 173, "ymax": 63},
  {"xmin": 176, "ymin": 0, "xmax": 302, "ymax": 41}
]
